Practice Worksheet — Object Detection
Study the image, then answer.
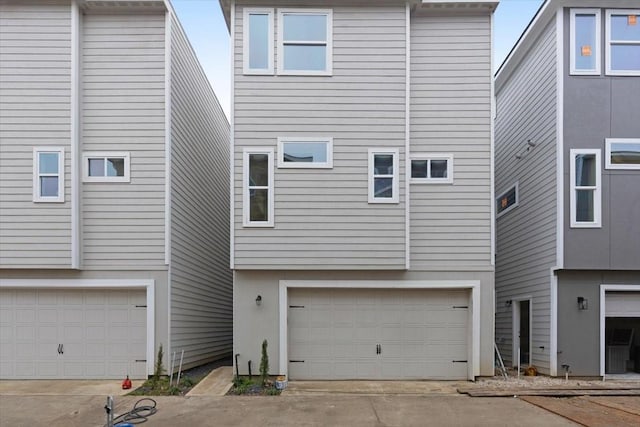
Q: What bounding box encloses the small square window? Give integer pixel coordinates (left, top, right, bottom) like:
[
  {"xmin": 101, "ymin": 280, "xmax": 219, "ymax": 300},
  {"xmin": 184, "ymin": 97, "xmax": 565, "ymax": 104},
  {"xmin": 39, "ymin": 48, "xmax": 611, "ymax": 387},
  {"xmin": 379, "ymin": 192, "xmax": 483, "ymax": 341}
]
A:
[
  {"xmin": 278, "ymin": 9, "xmax": 332, "ymax": 75},
  {"xmin": 496, "ymin": 182, "xmax": 519, "ymax": 218},
  {"xmin": 368, "ymin": 149, "xmax": 399, "ymax": 204},
  {"xmin": 33, "ymin": 147, "xmax": 64, "ymax": 203},
  {"xmin": 410, "ymin": 154, "xmax": 453, "ymax": 184},
  {"xmin": 277, "ymin": 137, "xmax": 333, "ymax": 168},
  {"xmin": 605, "ymin": 138, "xmax": 640, "ymax": 170},
  {"xmin": 82, "ymin": 152, "xmax": 130, "ymax": 182},
  {"xmin": 606, "ymin": 9, "xmax": 640, "ymax": 75}
]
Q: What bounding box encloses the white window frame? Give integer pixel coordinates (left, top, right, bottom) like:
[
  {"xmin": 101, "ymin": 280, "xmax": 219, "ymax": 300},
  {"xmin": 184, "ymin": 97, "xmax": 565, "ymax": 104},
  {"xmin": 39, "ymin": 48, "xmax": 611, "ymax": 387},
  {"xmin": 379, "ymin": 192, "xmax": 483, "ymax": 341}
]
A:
[
  {"xmin": 82, "ymin": 152, "xmax": 130, "ymax": 183},
  {"xmin": 243, "ymin": 147, "xmax": 274, "ymax": 227},
  {"xmin": 570, "ymin": 149, "xmax": 601, "ymax": 228},
  {"xmin": 277, "ymin": 137, "xmax": 333, "ymax": 169},
  {"xmin": 605, "ymin": 9, "xmax": 640, "ymax": 76},
  {"xmin": 570, "ymin": 8, "xmax": 601, "ymax": 75},
  {"xmin": 243, "ymin": 8, "xmax": 274, "ymax": 75},
  {"xmin": 33, "ymin": 147, "xmax": 64, "ymax": 203},
  {"xmin": 277, "ymin": 9, "xmax": 332, "ymax": 76},
  {"xmin": 368, "ymin": 148, "xmax": 399, "ymax": 204},
  {"xmin": 409, "ymin": 154, "xmax": 454, "ymax": 184},
  {"xmin": 605, "ymin": 138, "xmax": 640, "ymax": 170},
  {"xmin": 496, "ymin": 181, "xmax": 519, "ymax": 219}
]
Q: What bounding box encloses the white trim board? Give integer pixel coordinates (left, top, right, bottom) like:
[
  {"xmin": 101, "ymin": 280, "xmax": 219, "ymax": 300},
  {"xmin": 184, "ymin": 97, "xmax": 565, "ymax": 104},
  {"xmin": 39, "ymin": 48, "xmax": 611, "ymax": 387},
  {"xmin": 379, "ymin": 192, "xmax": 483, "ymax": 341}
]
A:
[
  {"xmin": 278, "ymin": 280, "xmax": 482, "ymax": 381},
  {"xmin": 599, "ymin": 284, "xmax": 640, "ymax": 377},
  {"xmin": 404, "ymin": 1, "xmax": 411, "ymax": 270},
  {"xmin": 70, "ymin": 0, "xmax": 81, "ymax": 269},
  {"xmin": 0, "ymin": 279, "xmax": 156, "ymax": 377},
  {"xmin": 229, "ymin": 0, "xmax": 236, "ymax": 269}
]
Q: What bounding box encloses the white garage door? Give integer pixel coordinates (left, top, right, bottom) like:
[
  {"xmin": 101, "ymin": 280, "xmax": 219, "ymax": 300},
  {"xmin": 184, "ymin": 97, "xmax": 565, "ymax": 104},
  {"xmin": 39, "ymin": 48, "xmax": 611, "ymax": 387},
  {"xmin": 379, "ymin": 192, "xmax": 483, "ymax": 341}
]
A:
[
  {"xmin": 606, "ymin": 292, "xmax": 640, "ymax": 316},
  {"xmin": 288, "ymin": 288, "xmax": 469, "ymax": 380},
  {"xmin": 0, "ymin": 288, "xmax": 147, "ymax": 379}
]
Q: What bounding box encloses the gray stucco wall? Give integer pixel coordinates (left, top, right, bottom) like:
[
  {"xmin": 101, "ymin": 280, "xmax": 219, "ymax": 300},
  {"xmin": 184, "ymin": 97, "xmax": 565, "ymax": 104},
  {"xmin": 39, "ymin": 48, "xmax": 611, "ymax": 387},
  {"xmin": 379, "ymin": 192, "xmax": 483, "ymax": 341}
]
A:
[
  {"xmin": 563, "ymin": 9, "xmax": 640, "ymax": 270},
  {"xmin": 557, "ymin": 270, "xmax": 640, "ymax": 376},
  {"xmin": 233, "ymin": 269, "xmax": 495, "ymax": 378}
]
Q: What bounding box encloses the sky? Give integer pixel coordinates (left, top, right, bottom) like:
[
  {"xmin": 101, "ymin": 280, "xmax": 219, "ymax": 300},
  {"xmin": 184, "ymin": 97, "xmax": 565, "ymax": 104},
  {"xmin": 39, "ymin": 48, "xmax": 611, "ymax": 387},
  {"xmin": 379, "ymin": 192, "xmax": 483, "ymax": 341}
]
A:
[{"xmin": 171, "ymin": 0, "xmax": 546, "ymax": 119}]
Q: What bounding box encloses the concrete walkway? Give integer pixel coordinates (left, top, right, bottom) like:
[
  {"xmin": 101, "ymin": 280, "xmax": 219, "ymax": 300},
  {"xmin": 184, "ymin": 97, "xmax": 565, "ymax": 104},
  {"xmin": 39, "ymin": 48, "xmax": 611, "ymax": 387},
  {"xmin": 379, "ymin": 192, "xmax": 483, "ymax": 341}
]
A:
[
  {"xmin": 186, "ymin": 366, "xmax": 233, "ymax": 396},
  {"xmin": 0, "ymin": 379, "xmax": 143, "ymax": 396},
  {"xmin": 0, "ymin": 394, "xmax": 577, "ymax": 426},
  {"xmin": 283, "ymin": 380, "xmax": 465, "ymax": 396}
]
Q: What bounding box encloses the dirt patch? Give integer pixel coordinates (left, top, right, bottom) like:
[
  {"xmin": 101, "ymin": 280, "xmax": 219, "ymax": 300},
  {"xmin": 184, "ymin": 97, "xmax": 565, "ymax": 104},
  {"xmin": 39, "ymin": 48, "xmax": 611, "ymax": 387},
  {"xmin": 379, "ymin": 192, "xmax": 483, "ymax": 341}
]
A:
[{"xmin": 129, "ymin": 357, "xmax": 232, "ymax": 396}]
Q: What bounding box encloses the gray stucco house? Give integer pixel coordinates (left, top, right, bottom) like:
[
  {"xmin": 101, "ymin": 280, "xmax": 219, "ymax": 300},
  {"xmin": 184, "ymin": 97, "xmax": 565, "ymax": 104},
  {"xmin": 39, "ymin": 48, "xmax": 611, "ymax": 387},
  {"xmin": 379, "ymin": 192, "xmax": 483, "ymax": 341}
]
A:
[
  {"xmin": 221, "ymin": 0, "xmax": 498, "ymax": 380},
  {"xmin": 495, "ymin": 0, "xmax": 639, "ymax": 377},
  {"xmin": 0, "ymin": 0, "xmax": 231, "ymax": 379}
]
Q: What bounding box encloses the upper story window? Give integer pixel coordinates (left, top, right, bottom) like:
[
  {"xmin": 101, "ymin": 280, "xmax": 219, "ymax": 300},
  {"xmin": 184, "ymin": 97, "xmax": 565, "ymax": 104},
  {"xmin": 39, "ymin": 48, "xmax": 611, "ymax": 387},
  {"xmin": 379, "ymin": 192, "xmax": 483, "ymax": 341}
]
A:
[
  {"xmin": 368, "ymin": 149, "xmax": 398, "ymax": 204},
  {"xmin": 606, "ymin": 9, "xmax": 640, "ymax": 76},
  {"xmin": 496, "ymin": 182, "xmax": 519, "ymax": 218},
  {"xmin": 277, "ymin": 137, "xmax": 333, "ymax": 168},
  {"xmin": 33, "ymin": 147, "xmax": 64, "ymax": 203},
  {"xmin": 277, "ymin": 9, "xmax": 332, "ymax": 75},
  {"xmin": 243, "ymin": 148, "xmax": 274, "ymax": 227},
  {"xmin": 570, "ymin": 9, "xmax": 601, "ymax": 75},
  {"xmin": 570, "ymin": 149, "xmax": 601, "ymax": 228},
  {"xmin": 82, "ymin": 152, "xmax": 130, "ymax": 182},
  {"xmin": 410, "ymin": 154, "xmax": 453, "ymax": 184},
  {"xmin": 243, "ymin": 8, "xmax": 274, "ymax": 74},
  {"xmin": 606, "ymin": 138, "xmax": 640, "ymax": 170}
]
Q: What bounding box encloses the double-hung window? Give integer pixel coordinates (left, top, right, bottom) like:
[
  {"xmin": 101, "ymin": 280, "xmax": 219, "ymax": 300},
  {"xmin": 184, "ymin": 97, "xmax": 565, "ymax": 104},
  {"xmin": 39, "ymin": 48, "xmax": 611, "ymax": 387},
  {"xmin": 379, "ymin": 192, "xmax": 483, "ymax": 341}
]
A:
[
  {"xmin": 606, "ymin": 9, "xmax": 640, "ymax": 75},
  {"xmin": 33, "ymin": 147, "xmax": 64, "ymax": 202},
  {"xmin": 605, "ymin": 138, "xmax": 640, "ymax": 169},
  {"xmin": 570, "ymin": 9, "xmax": 601, "ymax": 75},
  {"xmin": 82, "ymin": 152, "xmax": 130, "ymax": 182},
  {"xmin": 410, "ymin": 154, "xmax": 453, "ymax": 184},
  {"xmin": 243, "ymin": 8, "xmax": 274, "ymax": 74},
  {"xmin": 368, "ymin": 149, "xmax": 398, "ymax": 204},
  {"xmin": 278, "ymin": 9, "xmax": 332, "ymax": 75},
  {"xmin": 570, "ymin": 149, "xmax": 601, "ymax": 228},
  {"xmin": 243, "ymin": 148, "xmax": 274, "ymax": 227}
]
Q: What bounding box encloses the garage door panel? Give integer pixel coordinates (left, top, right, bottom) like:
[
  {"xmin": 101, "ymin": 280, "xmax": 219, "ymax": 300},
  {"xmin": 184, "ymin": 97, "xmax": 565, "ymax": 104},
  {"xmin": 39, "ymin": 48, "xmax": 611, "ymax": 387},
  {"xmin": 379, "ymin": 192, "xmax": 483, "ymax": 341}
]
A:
[
  {"xmin": 0, "ymin": 288, "xmax": 147, "ymax": 379},
  {"xmin": 288, "ymin": 288, "xmax": 470, "ymax": 380}
]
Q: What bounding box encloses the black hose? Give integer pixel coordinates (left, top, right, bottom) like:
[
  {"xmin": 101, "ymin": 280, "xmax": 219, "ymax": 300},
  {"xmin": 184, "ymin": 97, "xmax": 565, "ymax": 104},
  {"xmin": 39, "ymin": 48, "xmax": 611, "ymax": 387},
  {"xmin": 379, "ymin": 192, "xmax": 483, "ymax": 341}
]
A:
[{"xmin": 107, "ymin": 398, "xmax": 158, "ymax": 426}]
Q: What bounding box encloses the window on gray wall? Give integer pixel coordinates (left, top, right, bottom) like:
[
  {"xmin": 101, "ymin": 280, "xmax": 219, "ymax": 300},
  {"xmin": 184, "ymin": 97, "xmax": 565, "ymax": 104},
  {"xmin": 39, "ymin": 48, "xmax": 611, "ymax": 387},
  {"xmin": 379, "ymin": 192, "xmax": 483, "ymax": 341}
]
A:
[
  {"xmin": 496, "ymin": 182, "xmax": 519, "ymax": 218},
  {"xmin": 570, "ymin": 149, "xmax": 601, "ymax": 228},
  {"xmin": 243, "ymin": 8, "xmax": 274, "ymax": 74},
  {"xmin": 278, "ymin": 9, "xmax": 332, "ymax": 75},
  {"xmin": 570, "ymin": 9, "xmax": 601, "ymax": 75},
  {"xmin": 606, "ymin": 9, "xmax": 640, "ymax": 75}
]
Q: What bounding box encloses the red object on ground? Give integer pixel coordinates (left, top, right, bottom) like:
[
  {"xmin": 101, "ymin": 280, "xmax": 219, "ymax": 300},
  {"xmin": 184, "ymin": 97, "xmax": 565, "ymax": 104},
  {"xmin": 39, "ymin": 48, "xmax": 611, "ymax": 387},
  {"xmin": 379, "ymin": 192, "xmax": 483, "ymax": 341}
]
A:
[{"xmin": 122, "ymin": 376, "xmax": 132, "ymax": 390}]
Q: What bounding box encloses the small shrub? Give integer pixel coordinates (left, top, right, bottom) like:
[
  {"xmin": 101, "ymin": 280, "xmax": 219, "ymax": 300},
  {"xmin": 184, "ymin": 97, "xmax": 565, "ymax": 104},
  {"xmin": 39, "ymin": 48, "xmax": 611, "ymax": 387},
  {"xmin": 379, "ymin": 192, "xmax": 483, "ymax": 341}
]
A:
[
  {"xmin": 151, "ymin": 344, "xmax": 165, "ymax": 387},
  {"xmin": 181, "ymin": 376, "xmax": 195, "ymax": 387},
  {"xmin": 168, "ymin": 385, "xmax": 181, "ymax": 396},
  {"xmin": 259, "ymin": 339, "xmax": 269, "ymax": 386}
]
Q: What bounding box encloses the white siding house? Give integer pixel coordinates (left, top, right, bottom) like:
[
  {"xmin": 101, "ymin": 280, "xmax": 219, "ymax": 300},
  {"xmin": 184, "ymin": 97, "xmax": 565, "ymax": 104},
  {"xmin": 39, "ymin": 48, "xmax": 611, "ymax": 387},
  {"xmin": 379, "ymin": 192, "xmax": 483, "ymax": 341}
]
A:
[
  {"xmin": 222, "ymin": 0, "xmax": 498, "ymax": 381},
  {"xmin": 0, "ymin": 0, "xmax": 231, "ymax": 379}
]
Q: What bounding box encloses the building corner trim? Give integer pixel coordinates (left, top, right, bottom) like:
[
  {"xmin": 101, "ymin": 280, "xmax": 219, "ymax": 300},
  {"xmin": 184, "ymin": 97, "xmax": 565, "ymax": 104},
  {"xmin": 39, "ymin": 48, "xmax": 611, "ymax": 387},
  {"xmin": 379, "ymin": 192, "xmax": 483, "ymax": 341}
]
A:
[
  {"xmin": 404, "ymin": 1, "xmax": 411, "ymax": 270},
  {"xmin": 70, "ymin": 0, "xmax": 81, "ymax": 269}
]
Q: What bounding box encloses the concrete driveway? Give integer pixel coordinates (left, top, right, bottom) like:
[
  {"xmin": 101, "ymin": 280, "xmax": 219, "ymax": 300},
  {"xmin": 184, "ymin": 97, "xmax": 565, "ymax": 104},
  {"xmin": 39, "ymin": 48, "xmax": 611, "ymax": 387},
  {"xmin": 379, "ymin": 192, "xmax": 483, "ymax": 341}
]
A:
[
  {"xmin": 0, "ymin": 394, "xmax": 576, "ymax": 426},
  {"xmin": 0, "ymin": 379, "xmax": 143, "ymax": 396}
]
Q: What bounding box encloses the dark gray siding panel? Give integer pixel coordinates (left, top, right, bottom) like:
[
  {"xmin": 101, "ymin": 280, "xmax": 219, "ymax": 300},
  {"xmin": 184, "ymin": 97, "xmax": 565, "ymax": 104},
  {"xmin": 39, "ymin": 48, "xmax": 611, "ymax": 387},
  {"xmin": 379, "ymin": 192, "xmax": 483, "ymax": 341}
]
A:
[
  {"xmin": 564, "ymin": 73, "xmax": 640, "ymax": 271},
  {"xmin": 169, "ymin": 14, "xmax": 232, "ymax": 368}
]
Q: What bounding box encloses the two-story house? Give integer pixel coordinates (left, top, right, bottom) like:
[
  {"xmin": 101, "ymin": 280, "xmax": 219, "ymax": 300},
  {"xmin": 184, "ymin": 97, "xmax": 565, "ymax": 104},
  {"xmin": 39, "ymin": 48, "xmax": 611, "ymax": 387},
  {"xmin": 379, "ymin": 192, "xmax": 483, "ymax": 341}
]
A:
[
  {"xmin": 0, "ymin": 0, "xmax": 232, "ymax": 379},
  {"xmin": 221, "ymin": 0, "xmax": 498, "ymax": 380},
  {"xmin": 495, "ymin": 0, "xmax": 639, "ymax": 377}
]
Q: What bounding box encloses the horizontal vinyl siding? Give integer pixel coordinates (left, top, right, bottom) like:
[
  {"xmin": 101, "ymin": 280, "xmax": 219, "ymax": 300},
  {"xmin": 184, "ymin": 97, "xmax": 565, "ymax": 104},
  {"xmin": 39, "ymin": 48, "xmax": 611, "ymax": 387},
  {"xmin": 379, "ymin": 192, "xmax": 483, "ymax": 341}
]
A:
[
  {"xmin": 494, "ymin": 19, "xmax": 557, "ymax": 373},
  {"xmin": 409, "ymin": 15, "xmax": 492, "ymax": 270},
  {"xmin": 233, "ymin": 1, "xmax": 406, "ymax": 269},
  {"xmin": 169, "ymin": 14, "xmax": 232, "ymax": 368},
  {"xmin": 0, "ymin": 1, "xmax": 72, "ymax": 268},
  {"xmin": 80, "ymin": 13, "xmax": 165, "ymax": 268}
]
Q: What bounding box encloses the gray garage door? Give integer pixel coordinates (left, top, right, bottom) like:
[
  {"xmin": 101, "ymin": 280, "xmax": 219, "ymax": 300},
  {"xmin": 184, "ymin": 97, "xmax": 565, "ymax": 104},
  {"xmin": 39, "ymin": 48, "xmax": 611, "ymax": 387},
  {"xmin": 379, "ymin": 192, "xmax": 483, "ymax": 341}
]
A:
[
  {"xmin": 0, "ymin": 288, "xmax": 147, "ymax": 379},
  {"xmin": 288, "ymin": 288, "xmax": 469, "ymax": 380}
]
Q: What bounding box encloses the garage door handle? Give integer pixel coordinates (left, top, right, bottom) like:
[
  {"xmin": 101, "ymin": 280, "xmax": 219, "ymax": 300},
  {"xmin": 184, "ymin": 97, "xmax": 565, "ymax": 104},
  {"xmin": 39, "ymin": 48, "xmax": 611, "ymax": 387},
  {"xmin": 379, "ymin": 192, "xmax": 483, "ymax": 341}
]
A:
[
  {"xmin": 57, "ymin": 344, "xmax": 64, "ymax": 355},
  {"xmin": 452, "ymin": 360, "xmax": 467, "ymax": 363},
  {"xmin": 376, "ymin": 344, "xmax": 381, "ymax": 355}
]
